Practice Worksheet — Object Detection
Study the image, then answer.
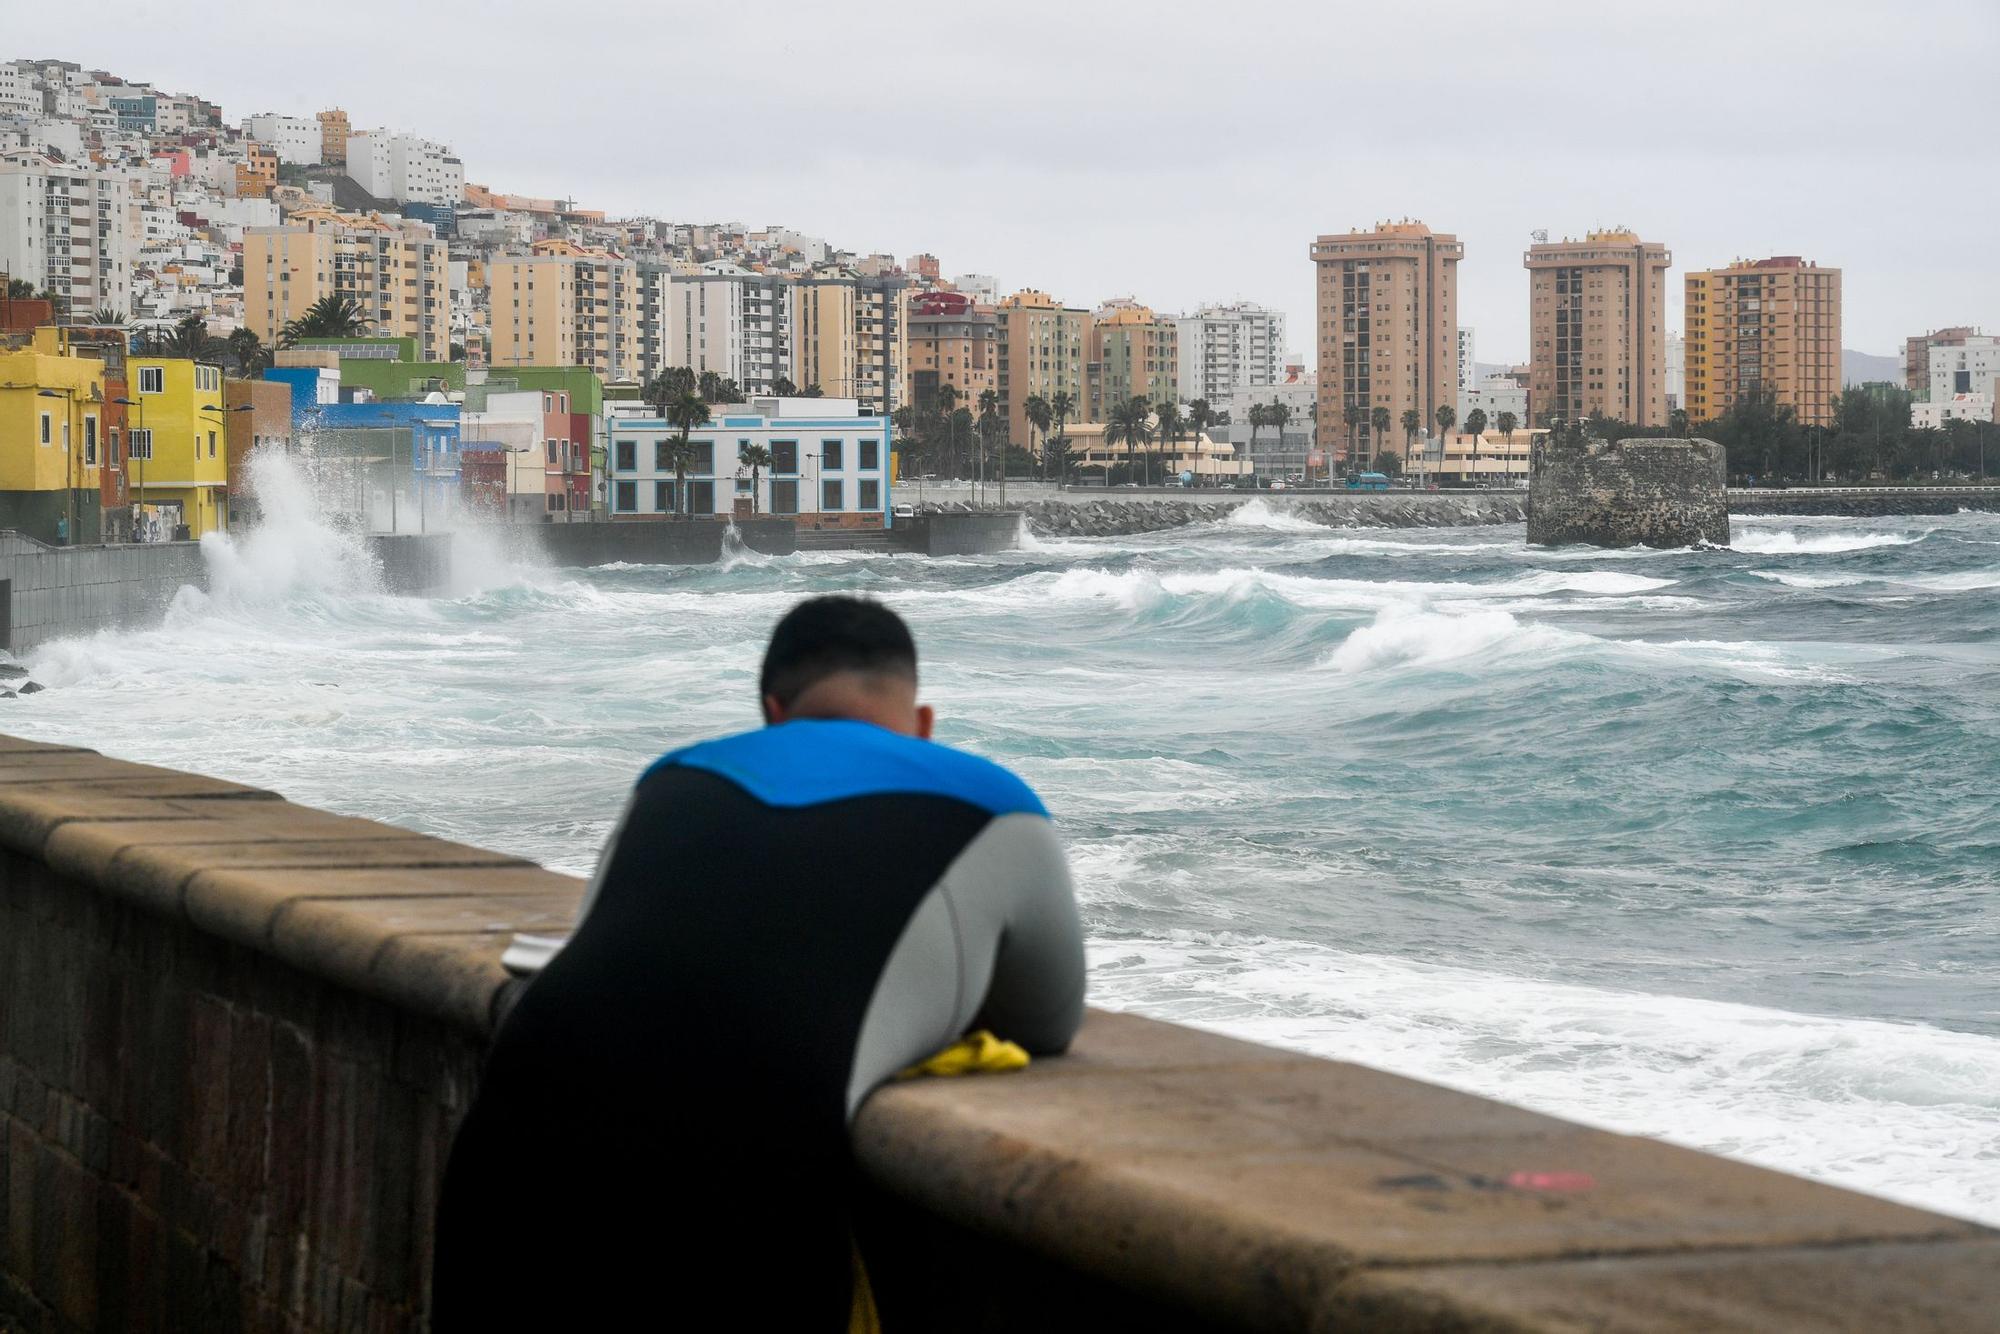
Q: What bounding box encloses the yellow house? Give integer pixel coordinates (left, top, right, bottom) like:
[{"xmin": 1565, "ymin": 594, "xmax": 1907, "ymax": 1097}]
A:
[
  {"xmin": 0, "ymin": 337, "xmax": 106, "ymax": 544},
  {"xmin": 127, "ymin": 356, "xmax": 231, "ymax": 538}
]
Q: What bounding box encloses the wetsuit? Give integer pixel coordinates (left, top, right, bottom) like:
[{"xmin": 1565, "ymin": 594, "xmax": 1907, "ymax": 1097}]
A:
[{"xmin": 432, "ymin": 719, "xmax": 1085, "ymax": 1329}]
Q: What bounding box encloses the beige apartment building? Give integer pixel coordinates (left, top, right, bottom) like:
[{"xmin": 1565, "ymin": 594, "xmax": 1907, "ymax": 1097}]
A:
[
  {"xmin": 1524, "ymin": 229, "xmax": 1671, "ymax": 428},
  {"xmin": 1087, "ymin": 305, "xmax": 1177, "ymax": 420},
  {"xmin": 853, "ymin": 275, "xmax": 905, "ymax": 417},
  {"xmin": 243, "ymin": 208, "xmax": 448, "ymax": 361},
  {"xmin": 902, "ymin": 291, "xmax": 997, "ymax": 413},
  {"xmin": 1684, "ymin": 256, "xmax": 1841, "ymax": 428},
  {"xmin": 1311, "ymin": 220, "xmax": 1461, "ymax": 467},
  {"xmin": 791, "ymin": 278, "xmax": 858, "ymax": 396},
  {"xmin": 317, "ymin": 109, "xmax": 349, "ymax": 166},
  {"xmin": 994, "ymin": 289, "xmax": 1090, "ymax": 447},
  {"xmin": 487, "ymin": 241, "xmax": 641, "ymax": 379}
]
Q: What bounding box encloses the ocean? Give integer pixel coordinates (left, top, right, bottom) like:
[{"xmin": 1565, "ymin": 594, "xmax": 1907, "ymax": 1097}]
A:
[{"xmin": 11, "ymin": 481, "xmax": 1998, "ymax": 1225}]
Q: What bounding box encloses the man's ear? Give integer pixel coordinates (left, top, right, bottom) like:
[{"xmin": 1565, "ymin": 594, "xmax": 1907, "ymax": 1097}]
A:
[
  {"xmin": 762, "ymin": 694, "xmax": 787, "ymax": 725},
  {"xmin": 915, "ymin": 704, "xmax": 935, "ymax": 740}
]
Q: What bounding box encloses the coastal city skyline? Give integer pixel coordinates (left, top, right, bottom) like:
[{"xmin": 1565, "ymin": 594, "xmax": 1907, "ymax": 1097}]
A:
[{"xmin": 8, "ymin": 0, "xmax": 1995, "ymax": 368}]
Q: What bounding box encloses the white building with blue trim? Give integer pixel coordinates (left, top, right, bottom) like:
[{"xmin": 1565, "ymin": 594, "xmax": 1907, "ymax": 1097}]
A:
[{"xmin": 603, "ymin": 397, "xmax": 893, "ymax": 527}]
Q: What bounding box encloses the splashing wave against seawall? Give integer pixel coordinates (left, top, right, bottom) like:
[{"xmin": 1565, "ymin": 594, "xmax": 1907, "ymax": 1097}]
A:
[{"xmin": 11, "ymin": 494, "xmax": 2000, "ymax": 1224}]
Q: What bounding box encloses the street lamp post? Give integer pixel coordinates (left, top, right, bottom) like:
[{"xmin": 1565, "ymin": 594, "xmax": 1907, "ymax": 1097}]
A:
[
  {"xmin": 201, "ymin": 404, "xmax": 254, "ymax": 533},
  {"xmin": 110, "ymin": 396, "xmax": 146, "ymax": 540},
  {"xmin": 36, "ymin": 388, "xmax": 76, "ymax": 545}
]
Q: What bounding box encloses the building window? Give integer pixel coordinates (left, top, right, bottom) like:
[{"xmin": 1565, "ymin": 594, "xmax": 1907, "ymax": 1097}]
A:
[
  {"xmin": 543, "ymin": 394, "xmax": 552, "ymax": 412},
  {"xmin": 859, "ymin": 479, "xmax": 880, "ymax": 510},
  {"xmin": 735, "ymin": 477, "xmax": 752, "ymax": 494},
  {"xmin": 208, "ymin": 431, "xmax": 216, "ymax": 458},
  {"xmin": 84, "ymin": 417, "xmax": 97, "ymax": 465},
  {"xmin": 545, "ymin": 440, "xmax": 558, "ymax": 465},
  {"xmin": 858, "ymin": 439, "xmax": 879, "ymax": 470},
  {"xmin": 546, "ymin": 492, "xmax": 566, "ymax": 512},
  {"xmin": 770, "ymin": 479, "xmax": 798, "ymax": 515},
  {"xmin": 615, "ymin": 439, "xmax": 636, "ymax": 471},
  {"xmin": 772, "ymin": 440, "xmax": 798, "ymax": 473},
  {"xmin": 655, "ymin": 479, "xmax": 675, "ymax": 513},
  {"xmin": 821, "ymin": 478, "xmax": 843, "ymax": 511},
  {"xmin": 39, "ymin": 414, "xmax": 50, "ymax": 445},
  {"xmin": 689, "ymin": 479, "xmax": 714, "ymax": 514},
  {"xmin": 615, "ymin": 480, "xmax": 636, "ymax": 512},
  {"xmin": 129, "ymin": 429, "xmax": 152, "ymax": 460},
  {"xmin": 821, "ymin": 440, "xmax": 844, "ymax": 470},
  {"xmin": 691, "ymin": 441, "xmax": 714, "ymax": 473}
]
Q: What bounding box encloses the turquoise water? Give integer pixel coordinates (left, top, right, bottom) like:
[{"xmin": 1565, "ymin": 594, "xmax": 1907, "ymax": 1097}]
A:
[{"xmin": 13, "ymin": 497, "xmax": 1999, "ymax": 1223}]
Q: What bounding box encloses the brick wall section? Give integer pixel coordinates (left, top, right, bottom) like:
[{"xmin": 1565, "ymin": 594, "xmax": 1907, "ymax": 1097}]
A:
[
  {"xmin": 0, "ymin": 734, "xmax": 1995, "ymax": 1331},
  {"xmin": 1528, "ymin": 437, "xmax": 1731, "ymax": 548}
]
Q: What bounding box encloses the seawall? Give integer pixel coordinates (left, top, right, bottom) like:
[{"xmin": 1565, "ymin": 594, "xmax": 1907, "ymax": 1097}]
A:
[
  {"xmin": 0, "ymin": 534, "xmax": 453, "ymax": 658},
  {"xmin": 527, "ymin": 517, "xmax": 796, "ymax": 566},
  {"xmin": 2, "ymin": 738, "xmax": 1992, "ymax": 1331},
  {"xmin": 1528, "ymin": 438, "xmax": 1730, "ymax": 549},
  {"xmin": 1731, "ymin": 485, "xmax": 2000, "ymax": 517}
]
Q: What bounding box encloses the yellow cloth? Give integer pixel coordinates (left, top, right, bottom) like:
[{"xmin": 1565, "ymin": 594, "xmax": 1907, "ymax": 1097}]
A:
[
  {"xmin": 894, "ymin": 1030, "xmax": 1031, "ymax": 1080},
  {"xmin": 852, "ymin": 1032, "xmax": 1030, "ymax": 1331}
]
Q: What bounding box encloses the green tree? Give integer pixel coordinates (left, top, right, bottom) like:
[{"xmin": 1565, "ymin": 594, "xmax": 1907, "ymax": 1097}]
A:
[
  {"xmin": 1343, "ymin": 403, "xmax": 1365, "ymax": 472},
  {"xmin": 1371, "ymin": 406, "xmax": 1391, "ymax": 452},
  {"xmin": 1024, "ymin": 393, "xmax": 1052, "ymax": 475},
  {"xmin": 4, "ymin": 278, "xmax": 34, "ymax": 299},
  {"xmin": 163, "ymin": 313, "xmax": 221, "ymax": 361},
  {"xmin": 1155, "ymin": 399, "xmax": 1184, "ymax": 485},
  {"xmin": 279, "ymin": 294, "xmax": 366, "ymax": 346},
  {"xmin": 1267, "ymin": 401, "xmax": 1293, "ymax": 478},
  {"xmin": 1187, "ymin": 398, "xmax": 1217, "ymax": 463},
  {"xmin": 1374, "ymin": 449, "xmax": 1403, "ymax": 476},
  {"xmin": 1104, "ymin": 395, "xmax": 1154, "ymax": 485},
  {"xmin": 662, "ymin": 391, "xmax": 712, "ymax": 517},
  {"xmin": 1048, "ymin": 390, "xmax": 1076, "ymax": 482},
  {"xmin": 1497, "ymin": 411, "xmax": 1518, "ymax": 478},
  {"xmin": 737, "ymin": 441, "xmax": 772, "ymax": 515},
  {"xmin": 1401, "ymin": 407, "xmax": 1422, "ymax": 453},
  {"xmin": 978, "ymin": 388, "xmax": 1002, "ymax": 497},
  {"xmin": 1668, "ymin": 407, "xmax": 1689, "ymax": 437},
  {"xmin": 92, "ymin": 307, "xmax": 127, "ymax": 326},
  {"xmin": 226, "ymin": 327, "xmax": 271, "ymax": 376},
  {"xmin": 1463, "ymin": 408, "xmax": 1487, "ymax": 481},
  {"xmin": 771, "ymin": 376, "xmax": 799, "ymax": 397}
]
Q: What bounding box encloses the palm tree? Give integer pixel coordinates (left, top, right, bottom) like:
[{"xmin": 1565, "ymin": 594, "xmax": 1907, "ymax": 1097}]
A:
[
  {"xmin": 279, "ymin": 293, "xmax": 366, "ymax": 346},
  {"xmin": 91, "ymin": 307, "xmax": 126, "ymax": 326},
  {"xmin": 1156, "ymin": 400, "xmax": 1184, "ymax": 486},
  {"xmin": 1343, "ymin": 403, "xmax": 1365, "ymax": 473},
  {"xmin": 1371, "ymin": 406, "xmax": 1391, "ymax": 459},
  {"xmin": 1401, "ymin": 407, "xmax": 1422, "ymax": 453},
  {"xmin": 1188, "ymin": 398, "xmax": 1217, "ymax": 463},
  {"xmin": 1247, "ymin": 403, "xmax": 1269, "ymax": 461},
  {"xmin": 4, "ymin": 278, "xmax": 34, "ymax": 300},
  {"xmin": 1024, "ymin": 393, "xmax": 1052, "ymax": 476},
  {"xmin": 1434, "ymin": 405, "xmax": 1456, "ymax": 481},
  {"xmin": 737, "ymin": 441, "xmax": 772, "ymax": 515},
  {"xmin": 663, "ymin": 390, "xmax": 711, "ymax": 518},
  {"xmin": 772, "ymin": 376, "xmax": 799, "ymax": 397},
  {"xmin": 1463, "ymin": 408, "xmax": 1487, "ymax": 482},
  {"xmin": 977, "ymin": 388, "xmax": 1002, "ymax": 501},
  {"xmin": 1049, "ymin": 390, "xmax": 1076, "ymax": 484},
  {"xmin": 1267, "ymin": 402, "xmax": 1292, "ymax": 479},
  {"xmin": 163, "ymin": 314, "xmax": 219, "ymax": 361},
  {"xmin": 1497, "ymin": 410, "xmax": 1518, "ymax": 479},
  {"xmin": 226, "ymin": 327, "xmax": 271, "ymax": 376},
  {"xmin": 936, "ymin": 383, "xmax": 963, "ymax": 476},
  {"xmin": 1104, "ymin": 395, "xmax": 1153, "ymax": 486}
]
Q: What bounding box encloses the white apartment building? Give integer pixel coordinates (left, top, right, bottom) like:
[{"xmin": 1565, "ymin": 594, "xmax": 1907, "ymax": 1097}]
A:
[
  {"xmin": 1176, "ymin": 301, "xmax": 1286, "ymax": 405},
  {"xmin": 0, "ymin": 153, "xmax": 133, "ymax": 317},
  {"xmin": 0, "ymin": 64, "xmax": 39, "ymax": 115},
  {"xmin": 1911, "ymin": 394, "xmax": 1994, "ymax": 429},
  {"xmin": 953, "ymin": 273, "xmax": 999, "ymax": 304},
  {"xmin": 1458, "ymin": 374, "xmax": 1528, "ymax": 429},
  {"xmin": 1666, "ymin": 333, "xmax": 1685, "ymax": 411},
  {"xmin": 664, "ymin": 269, "xmax": 795, "ymax": 395},
  {"xmin": 1456, "ymin": 327, "xmax": 1477, "ymax": 394},
  {"xmin": 345, "ymin": 131, "xmax": 464, "ymax": 206},
  {"xmin": 1926, "ymin": 335, "xmax": 2000, "ymax": 405},
  {"xmin": 604, "ymin": 396, "xmax": 891, "ymax": 526},
  {"xmin": 243, "ymin": 113, "xmax": 323, "ymax": 166}
]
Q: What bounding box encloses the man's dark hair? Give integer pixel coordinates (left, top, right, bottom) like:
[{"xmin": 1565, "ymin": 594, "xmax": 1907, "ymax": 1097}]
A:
[{"xmin": 759, "ymin": 596, "xmax": 918, "ymax": 708}]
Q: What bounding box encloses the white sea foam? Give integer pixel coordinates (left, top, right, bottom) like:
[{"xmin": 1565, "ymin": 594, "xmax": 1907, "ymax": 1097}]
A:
[
  {"xmin": 1325, "ymin": 606, "xmax": 1585, "ymax": 672},
  {"xmin": 1733, "ymin": 529, "xmax": 1927, "ymax": 555},
  {"xmin": 1222, "ymin": 498, "xmax": 1325, "ymax": 533},
  {"xmin": 1088, "ymin": 935, "xmax": 2000, "ymax": 1224}
]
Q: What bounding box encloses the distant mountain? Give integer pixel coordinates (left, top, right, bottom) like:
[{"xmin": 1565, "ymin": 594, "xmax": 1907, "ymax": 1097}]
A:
[{"xmin": 1844, "ymin": 349, "xmax": 1901, "ymax": 387}]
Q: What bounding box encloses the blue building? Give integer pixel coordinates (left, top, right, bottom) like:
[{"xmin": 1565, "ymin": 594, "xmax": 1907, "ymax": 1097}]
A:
[{"xmin": 108, "ymin": 95, "xmax": 156, "ymax": 132}]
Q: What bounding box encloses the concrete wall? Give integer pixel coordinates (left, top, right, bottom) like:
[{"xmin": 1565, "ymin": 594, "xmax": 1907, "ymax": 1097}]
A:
[
  {"xmin": 528, "ymin": 518, "xmax": 795, "ymax": 567},
  {"xmin": 0, "ymin": 535, "xmax": 455, "ymax": 657},
  {"xmin": 0, "ymin": 536, "xmax": 206, "ymax": 657},
  {"xmin": 1, "ymin": 738, "xmax": 1993, "ymax": 1332},
  {"xmin": 1529, "ymin": 437, "xmax": 1730, "ymax": 548},
  {"xmin": 895, "ymin": 511, "xmax": 1022, "ymax": 555}
]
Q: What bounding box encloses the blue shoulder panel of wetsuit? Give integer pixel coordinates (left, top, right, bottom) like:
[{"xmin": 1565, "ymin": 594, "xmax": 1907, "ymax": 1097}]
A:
[{"xmin": 645, "ymin": 719, "xmax": 1049, "ymax": 817}]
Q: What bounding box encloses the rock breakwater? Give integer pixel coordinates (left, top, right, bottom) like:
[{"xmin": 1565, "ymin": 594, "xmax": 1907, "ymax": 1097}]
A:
[{"xmin": 922, "ymin": 494, "xmax": 1525, "ymax": 538}]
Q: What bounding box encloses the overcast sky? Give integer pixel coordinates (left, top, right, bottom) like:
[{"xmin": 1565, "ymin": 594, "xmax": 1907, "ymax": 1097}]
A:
[{"xmin": 23, "ymin": 1, "xmax": 1999, "ymax": 363}]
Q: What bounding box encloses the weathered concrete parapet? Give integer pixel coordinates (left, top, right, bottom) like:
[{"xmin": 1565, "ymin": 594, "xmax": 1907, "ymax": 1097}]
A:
[
  {"xmin": 1, "ymin": 736, "xmax": 1994, "ymax": 1331},
  {"xmin": 1529, "ymin": 436, "xmax": 1730, "ymax": 548}
]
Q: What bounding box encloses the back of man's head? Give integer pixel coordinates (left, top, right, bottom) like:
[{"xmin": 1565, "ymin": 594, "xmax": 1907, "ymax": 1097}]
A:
[{"xmin": 759, "ymin": 596, "xmax": 930, "ymax": 736}]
